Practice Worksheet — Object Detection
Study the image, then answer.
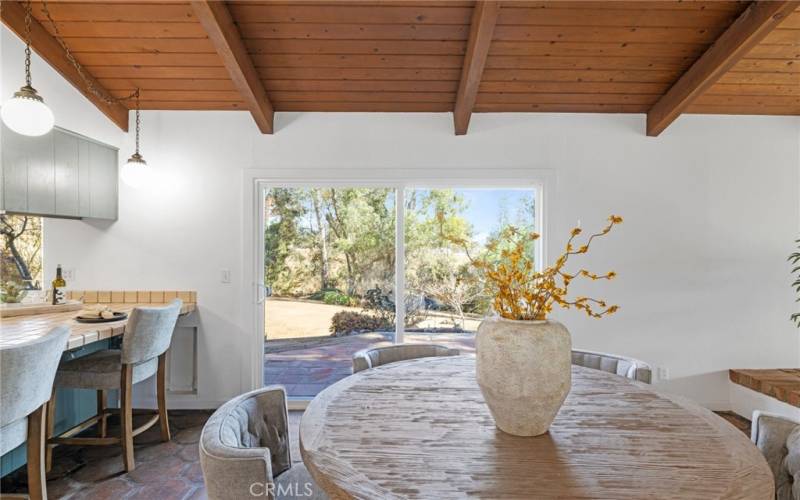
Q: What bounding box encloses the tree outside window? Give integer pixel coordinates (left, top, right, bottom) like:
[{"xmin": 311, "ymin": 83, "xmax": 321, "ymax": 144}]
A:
[{"xmin": 1, "ymin": 214, "xmax": 43, "ymax": 290}]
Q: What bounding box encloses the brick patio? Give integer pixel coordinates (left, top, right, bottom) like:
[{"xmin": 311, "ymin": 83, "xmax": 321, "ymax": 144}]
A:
[{"xmin": 264, "ymin": 331, "xmax": 476, "ymax": 398}]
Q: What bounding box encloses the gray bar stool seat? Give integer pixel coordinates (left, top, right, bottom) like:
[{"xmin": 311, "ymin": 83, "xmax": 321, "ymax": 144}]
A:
[
  {"xmin": 47, "ymin": 300, "xmax": 182, "ymax": 473},
  {"xmin": 1, "ymin": 325, "xmax": 70, "ymax": 500},
  {"xmin": 571, "ymin": 348, "xmax": 652, "ymax": 384},
  {"xmin": 352, "ymin": 343, "xmax": 460, "ymax": 373}
]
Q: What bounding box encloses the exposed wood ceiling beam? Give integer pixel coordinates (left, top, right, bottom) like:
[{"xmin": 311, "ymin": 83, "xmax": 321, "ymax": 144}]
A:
[
  {"xmin": 646, "ymin": 0, "xmax": 799, "ymax": 137},
  {"xmin": 191, "ymin": 0, "xmax": 274, "ymax": 134},
  {"xmin": 453, "ymin": 1, "xmax": 499, "ymax": 136},
  {"xmin": 1, "ymin": 1, "xmax": 129, "ymax": 131}
]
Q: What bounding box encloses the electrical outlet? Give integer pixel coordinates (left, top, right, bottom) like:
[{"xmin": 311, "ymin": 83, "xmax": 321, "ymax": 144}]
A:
[
  {"xmin": 220, "ymin": 269, "xmax": 231, "ymax": 284},
  {"xmin": 657, "ymin": 367, "xmax": 669, "ymax": 381},
  {"xmin": 63, "ymin": 268, "xmax": 76, "ymax": 281}
]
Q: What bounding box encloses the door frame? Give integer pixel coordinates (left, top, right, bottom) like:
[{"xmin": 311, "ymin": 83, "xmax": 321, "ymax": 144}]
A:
[{"xmin": 242, "ymin": 168, "xmax": 554, "ymax": 401}]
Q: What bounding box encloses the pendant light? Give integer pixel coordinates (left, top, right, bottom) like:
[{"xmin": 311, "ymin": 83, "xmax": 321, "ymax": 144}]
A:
[
  {"xmin": 1, "ymin": 1, "xmax": 54, "ymax": 136},
  {"xmin": 120, "ymin": 90, "xmax": 150, "ymax": 188}
]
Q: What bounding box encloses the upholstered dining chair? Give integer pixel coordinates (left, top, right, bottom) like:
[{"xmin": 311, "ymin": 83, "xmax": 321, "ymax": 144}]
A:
[
  {"xmin": 751, "ymin": 411, "xmax": 800, "ymax": 500},
  {"xmin": 571, "ymin": 349, "xmax": 652, "ymax": 384},
  {"xmin": 0, "ymin": 325, "xmax": 70, "ymax": 500},
  {"xmin": 200, "ymin": 386, "xmax": 327, "ymax": 500},
  {"xmin": 47, "ymin": 299, "xmax": 182, "ymax": 472},
  {"xmin": 352, "ymin": 344, "xmax": 461, "ymax": 373}
]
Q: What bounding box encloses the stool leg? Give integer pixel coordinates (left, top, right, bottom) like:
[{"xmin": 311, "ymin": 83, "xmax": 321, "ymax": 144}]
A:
[
  {"xmin": 44, "ymin": 388, "xmax": 56, "ymax": 473},
  {"xmin": 96, "ymin": 390, "xmax": 107, "ymax": 438},
  {"xmin": 27, "ymin": 404, "xmax": 48, "ymax": 500},
  {"xmin": 157, "ymin": 353, "xmax": 170, "ymax": 442},
  {"xmin": 120, "ymin": 365, "xmax": 135, "ymax": 472}
]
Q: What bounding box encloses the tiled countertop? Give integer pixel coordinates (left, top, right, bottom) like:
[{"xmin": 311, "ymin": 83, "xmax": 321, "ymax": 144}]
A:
[{"xmin": 0, "ymin": 293, "xmax": 196, "ymax": 351}]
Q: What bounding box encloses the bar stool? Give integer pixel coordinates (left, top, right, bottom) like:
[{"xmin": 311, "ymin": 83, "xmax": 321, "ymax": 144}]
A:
[
  {"xmin": 0, "ymin": 325, "xmax": 70, "ymax": 500},
  {"xmin": 47, "ymin": 300, "xmax": 182, "ymax": 472}
]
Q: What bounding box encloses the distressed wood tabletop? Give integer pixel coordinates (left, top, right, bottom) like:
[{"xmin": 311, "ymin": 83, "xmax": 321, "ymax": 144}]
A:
[{"xmin": 300, "ymin": 356, "xmax": 773, "ymax": 500}]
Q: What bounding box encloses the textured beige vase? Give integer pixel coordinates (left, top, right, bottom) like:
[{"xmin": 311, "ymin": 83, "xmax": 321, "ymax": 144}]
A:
[{"xmin": 476, "ymin": 317, "xmax": 572, "ymax": 436}]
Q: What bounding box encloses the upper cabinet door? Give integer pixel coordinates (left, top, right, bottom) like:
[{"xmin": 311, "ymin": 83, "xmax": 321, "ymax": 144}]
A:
[
  {"xmin": 25, "ymin": 132, "xmax": 56, "ymax": 215},
  {"xmin": 88, "ymin": 142, "xmax": 118, "ymax": 220},
  {"xmin": 1, "ymin": 124, "xmax": 30, "ymax": 212},
  {"xmin": 54, "ymin": 130, "xmax": 80, "ymax": 217}
]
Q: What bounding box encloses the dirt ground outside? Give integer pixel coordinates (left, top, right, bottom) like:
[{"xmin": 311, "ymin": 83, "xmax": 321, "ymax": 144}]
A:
[{"xmin": 264, "ymin": 297, "xmax": 481, "ymax": 340}]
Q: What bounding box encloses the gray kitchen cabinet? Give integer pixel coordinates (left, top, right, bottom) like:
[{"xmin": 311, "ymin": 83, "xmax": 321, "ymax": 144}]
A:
[{"xmin": 1, "ymin": 123, "xmax": 118, "ymax": 220}]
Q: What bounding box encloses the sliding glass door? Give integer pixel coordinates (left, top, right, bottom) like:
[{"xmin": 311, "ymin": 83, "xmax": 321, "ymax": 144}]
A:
[{"xmin": 262, "ymin": 184, "xmax": 538, "ymax": 399}]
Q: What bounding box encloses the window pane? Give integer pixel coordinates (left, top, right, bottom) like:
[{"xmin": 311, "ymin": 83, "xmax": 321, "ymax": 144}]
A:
[
  {"xmin": 1, "ymin": 214, "xmax": 44, "ymax": 297},
  {"xmin": 263, "ymin": 188, "xmax": 396, "ymax": 398},
  {"xmin": 404, "ymin": 188, "xmax": 536, "ymax": 351}
]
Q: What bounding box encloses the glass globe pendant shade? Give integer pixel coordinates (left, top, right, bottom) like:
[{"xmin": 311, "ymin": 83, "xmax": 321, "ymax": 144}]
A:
[
  {"xmin": 120, "ymin": 153, "xmax": 150, "ymax": 188},
  {"xmin": 1, "ymin": 85, "xmax": 55, "ymax": 137}
]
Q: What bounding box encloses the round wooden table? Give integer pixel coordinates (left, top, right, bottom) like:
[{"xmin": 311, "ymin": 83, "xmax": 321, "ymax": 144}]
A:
[{"xmin": 299, "ymin": 356, "xmax": 773, "ymax": 500}]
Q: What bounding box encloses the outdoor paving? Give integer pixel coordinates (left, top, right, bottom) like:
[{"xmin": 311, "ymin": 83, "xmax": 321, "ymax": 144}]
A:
[{"xmin": 264, "ymin": 331, "xmax": 477, "ymax": 398}]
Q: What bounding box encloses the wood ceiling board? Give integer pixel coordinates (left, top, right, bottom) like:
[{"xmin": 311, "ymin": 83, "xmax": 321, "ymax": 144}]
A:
[
  {"xmin": 86, "ymin": 66, "xmax": 231, "ymax": 79},
  {"xmin": 480, "ymin": 81, "xmax": 671, "ymax": 94},
  {"xmin": 244, "ymin": 39, "xmax": 467, "ymax": 55},
  {"xmin": 268, "ymin": 91, "xmax": 455, "ymax": 103},
  {"xmin": 734, "ymin": 58, "xmax": 800, "ymax": 72},
  {"xmin": 250, "ymin": 54, "xmax": 466, "ymax": 68},
  {"xmin": 761, "ymin": 29, "xmax": 800, "ymax": 44},
  {"xmin": 66, "ymin": 53, "xmax": 225, "ymax": 66},
  {"xmin": 686, "ymin": 104, "xmax": 800, "ymax": 115},
  {"xmin": 495, "ymin": 7, "xmax": 742, "ymax": 28},
  {"xmin": 35, "ymin": 21, "xmax": 208, "ymax": 38},
  {"xmin": 488, "ymin": 41, "xmax": 708, "ymax": 58},
  {"xmin": 192, "ymin": 0, "xmax": 273, "ymax": 133},
  {"xmin": 110, "ymin": 90, "xmax": 244, "ymax": 101},
  {"xmin": 719, "ymin": 71, "xmax": 800, "ymax": 84},
  {"xmin": 262, "ymin": 80, "xmax": 459, "ymax": 92},
  {"xmin": 257, "ymin": 67, "xmax": 463, "ymax": 80},
  {"xmin": 483, "ymin": 55, "xmax": 693, "ymax": 71},
  {"xmin": 1, "ymin": 1, "xmax": 129, "ymax": 130},
  {"xmin": 646, "ymin": 0, "xmax": 800, "ymax": 136},
  {"xmin": 477, "ymin": 93, "xmax": 660, "ymax": 105},
  {"xmin": 746, "ymin": 44, "xmax": 800, "ymax": 59},
  {"xmin": 473, "ymin": 103, "xmax": 650, "ymax": 112},
  {"xmin": 228, "ymin": 3, "xmax": 474, "ymax": 24},
  {"xmin": 500, "ymin": 2, "xmax": 748, "ymax": 12},
  {"xmin": 272, "ymin": 102, "xmax": 453, "ymax": 111},
  {"xmin": 138, "ymin": 101, "xmax": 247, "ymax": 110},
  {"xmin": 99, "ymin": 78, "xmax": 238, "ymax": 91},
  {"xmin": 29, "ymin": 2, "xmax": 197, "ymax": 22},
  {"xmin": 694, "ymin": 94, "xmax": 800, "ymax": 106},
  {"xmin": 707, "ymin": 83, "xmax": 800, "ymax": 96},
  {"xmin": 481, "ymin": 68, "xmax": 683, "ymax": 82},
  {"xmin": 493, "ymin": 25, "xmax": 725, "ymax": 43},
  {"xmin": 237, "ymin": 23, "xmax": 470, "ymax": 40},
  {"xmin": 59, "ymin": 37, "xmax": 218, "ymax": 53}
]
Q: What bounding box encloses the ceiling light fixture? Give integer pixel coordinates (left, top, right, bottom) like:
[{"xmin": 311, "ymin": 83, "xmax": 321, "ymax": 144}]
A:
[
  {"xmin": 1, "ymin": 1, "xmax": 54, "ymax": 136},
  {"xmin": 120, "ymin": 90, "xmax": 150, "ymax": 188}
]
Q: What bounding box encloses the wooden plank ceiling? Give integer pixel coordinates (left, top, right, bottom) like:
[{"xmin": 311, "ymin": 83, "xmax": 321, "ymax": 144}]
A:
[{"xmin": 4, "ymin": 0, "xmax": 799, "ymax": 135}]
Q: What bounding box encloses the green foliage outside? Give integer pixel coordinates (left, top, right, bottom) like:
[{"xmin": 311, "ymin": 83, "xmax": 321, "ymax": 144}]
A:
[
  {"xmin": 1, "ymin": 215, "xmax": 43, "ymax": 296},
  {"xmin": 264, "ymin": 188, "xmax": 535, "ymax": 333}
]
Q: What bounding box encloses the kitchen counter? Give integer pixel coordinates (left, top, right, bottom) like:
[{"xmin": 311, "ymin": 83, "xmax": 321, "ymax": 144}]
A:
[{"xmin": 0, "ymin": 291, "xmax": 197, "ymax": 351}]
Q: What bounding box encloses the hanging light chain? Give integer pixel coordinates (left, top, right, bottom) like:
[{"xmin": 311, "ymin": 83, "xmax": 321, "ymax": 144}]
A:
[
  {"xmin": 23, "ymin": 0, "xmax": 32, "ymax": 87},
  {"xmin": 39, "ymin": 0, "xmax": 137, "ymax": 105},
  {"xmin": 135, "ymin": 89, "xmax": 141, "ymax": 155}
]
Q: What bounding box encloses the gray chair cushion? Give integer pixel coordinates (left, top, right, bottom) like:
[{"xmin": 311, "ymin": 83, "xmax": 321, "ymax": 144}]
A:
[
  {"xmin": 571, "ymin": 349, "xmax": 652, "ymax": 384},
  {"xmin": 0, "ymin": 417, "xmax": 28, "ymax": 455},
  {"xmin": 751, "ymin": 411, "xmax": 800, "ymax": 500},
  {"xmin": 55, "ymin": 349, "xmax": 157, "ymax": 390},
  {"xmin": 352, "ymin": 344, "xmax": 461, "ymax": 373}
]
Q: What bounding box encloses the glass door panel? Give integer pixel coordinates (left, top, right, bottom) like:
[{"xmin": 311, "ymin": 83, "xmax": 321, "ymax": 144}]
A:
[
  {"xmin": 403, "ymin": 188, "xmax": 537, "ymax": 354},
  {"xmin": 263, "ymin": 187, "xmax": 396, "ymax": 398}
]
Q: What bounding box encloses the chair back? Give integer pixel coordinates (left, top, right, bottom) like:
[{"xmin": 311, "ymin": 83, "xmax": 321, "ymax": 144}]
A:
[
  {"xmin": 0, "ymin": 325, "xmax": 70, "ymax": 427},
  {"xmin": 353, "ymin": 344, "xmax": 460, "ymax": 373},
  {"xmin": 571, "ymin": 349, "xmax": 652, "ymax": 384},
  {"xmin": 121, "ymin": 299, "xmax": 182, "ymax": 365},
  {"xmin": 751, "ymin": 411, "xmax": 800, "ymax": 500}
]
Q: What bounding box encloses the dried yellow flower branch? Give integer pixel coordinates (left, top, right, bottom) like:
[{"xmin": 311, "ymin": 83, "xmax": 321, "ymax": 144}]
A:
[{"xmin": 458, "ymin": 215, "xmax": 622, "ymax": 321}]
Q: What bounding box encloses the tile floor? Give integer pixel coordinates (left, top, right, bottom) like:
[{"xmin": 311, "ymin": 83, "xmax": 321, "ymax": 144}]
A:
[
  {"xmin": 1, "ymin": 408, "xmax": 751, "ymax": 499},
  {"xmin": 264, "ymin": 332, "xmax": 477, "ymax": 397}
]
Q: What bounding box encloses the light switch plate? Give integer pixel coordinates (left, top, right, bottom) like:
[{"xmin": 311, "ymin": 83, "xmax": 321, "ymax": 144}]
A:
[{"xmin": 220, "ymin": 269, "xmax": 231, "ymax": 284}]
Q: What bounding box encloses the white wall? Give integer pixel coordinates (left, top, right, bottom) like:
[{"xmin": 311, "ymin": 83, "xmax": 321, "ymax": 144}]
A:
[{"xmin": 4, "ymin": 26, "xmax": 799, "ymax": 409}]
